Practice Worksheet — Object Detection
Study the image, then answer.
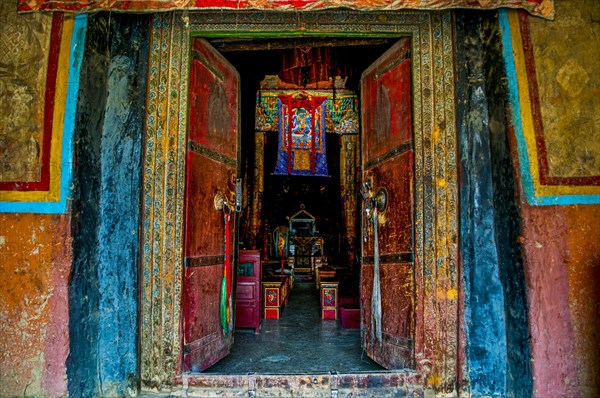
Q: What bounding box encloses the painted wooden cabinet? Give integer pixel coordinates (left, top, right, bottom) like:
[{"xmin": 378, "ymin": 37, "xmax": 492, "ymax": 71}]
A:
[
  {"xmin": 319, "ymin": 281, "xmax": 339, "ymax": 320},
  {"xmin": 235, "ymin": 250, "xmax": 262, "ymax": 333},
  {"xmin": 262, "ymin": 276, "xmax": 291, "ymax": 319}
]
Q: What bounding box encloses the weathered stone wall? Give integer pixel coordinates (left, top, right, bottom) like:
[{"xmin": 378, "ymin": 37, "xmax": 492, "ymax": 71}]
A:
[{"xmin": 1, "ymin": 3, "xmax": 598, "ymax": 397}]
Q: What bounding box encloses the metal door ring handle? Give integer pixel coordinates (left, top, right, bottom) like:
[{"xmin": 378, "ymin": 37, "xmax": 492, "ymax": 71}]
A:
[{"xmin": 374, "ymin": 187, "xmax": 388, "ymax": 213}]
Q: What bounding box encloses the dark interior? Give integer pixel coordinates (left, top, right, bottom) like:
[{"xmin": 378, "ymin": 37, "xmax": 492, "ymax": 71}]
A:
[
  {"xmin": 197, "ymin": 39, "xmax": 399, "ymax": 373},
  {"xmin": 214, "ymin": 38, "xmax": 397, "ymax": 265}
]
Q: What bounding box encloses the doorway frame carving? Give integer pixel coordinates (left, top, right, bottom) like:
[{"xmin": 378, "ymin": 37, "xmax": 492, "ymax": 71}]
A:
[{"xmin": 141, "ymin": 9, "xmax": 458, "ymax": 392}]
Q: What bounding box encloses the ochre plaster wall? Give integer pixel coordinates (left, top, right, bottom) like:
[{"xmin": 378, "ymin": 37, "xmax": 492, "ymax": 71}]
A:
[
  {"xmin": 519, "ymin": 204, "xmax": 600, "ymax": 397},
  {"xmin": 514, "ymin": 1, "xmax": 600, "ymax": 395},
  {"xmin": 563, "ymin": 206, "xmax": 600, "ymax": 397},
  {"xmin": 0, "ymin": 2, "xmax": 73, "ymax": 395},
  {"xmin": 0, "ymin": 214, "xmax": 71, "ymax": 397}
]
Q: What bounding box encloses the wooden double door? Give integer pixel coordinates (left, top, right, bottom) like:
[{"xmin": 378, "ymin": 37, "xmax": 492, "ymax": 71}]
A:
[{"xmin": 182, "ymin": 37, "xmax": 415, "ymax": 372}]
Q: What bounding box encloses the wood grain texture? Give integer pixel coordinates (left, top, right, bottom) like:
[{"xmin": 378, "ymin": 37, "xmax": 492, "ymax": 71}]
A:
[{"xmin": 182, "ymin": 37, "xmax": 239, "ymax": 373}]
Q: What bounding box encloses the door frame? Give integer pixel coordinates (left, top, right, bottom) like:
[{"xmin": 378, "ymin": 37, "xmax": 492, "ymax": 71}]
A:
[{"xmin": 140, "ymin": 9, "xmax": 459, "ymax": 393}]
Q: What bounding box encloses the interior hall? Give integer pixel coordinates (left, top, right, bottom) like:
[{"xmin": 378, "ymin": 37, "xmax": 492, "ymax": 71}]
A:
[{"xmin": 198, "ymin": 39, "xmax": 396, "ymax": 373}]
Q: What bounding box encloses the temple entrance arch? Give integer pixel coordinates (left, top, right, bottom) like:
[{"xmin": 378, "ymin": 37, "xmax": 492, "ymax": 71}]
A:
[{"xmin": 140, "ymin": 10, "xmax": 458, "ymax": 394}]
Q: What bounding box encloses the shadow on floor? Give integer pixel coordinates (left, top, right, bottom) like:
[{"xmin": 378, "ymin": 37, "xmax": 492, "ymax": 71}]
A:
[{"xmin": 204, "ymin": 282, "xmax": 383, "ymax": 374}]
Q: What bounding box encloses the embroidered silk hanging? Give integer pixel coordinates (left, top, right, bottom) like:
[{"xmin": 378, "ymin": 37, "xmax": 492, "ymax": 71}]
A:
[{"xmin": 274, "ymin": 93, "xmax": 328, "ymax": 177}]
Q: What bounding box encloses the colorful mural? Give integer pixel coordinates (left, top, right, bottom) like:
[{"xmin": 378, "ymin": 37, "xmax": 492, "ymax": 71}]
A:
[
  {"xmin": 501, "ymin": 8, "xmax": 600, "ymax": 205},
  {"xmin": 0, "ymin": 8, "xmax": 85, "ymax": 213},
  {"xmin": 0, "ymin": 7, "xmax": 53, "ymax": 187},
  {"xmin": 501, "ymin": 4, "xmax": 600, "ymax": 396},
  {"xmin": 17, "ymin": 0, "xmax": 555, "ymax": 19}
]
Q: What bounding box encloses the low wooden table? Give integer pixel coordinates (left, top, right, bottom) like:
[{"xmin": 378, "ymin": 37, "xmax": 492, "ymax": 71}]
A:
[{"xmin": 319, "ymin": 281, "xmax": 339, "ymax": 320}]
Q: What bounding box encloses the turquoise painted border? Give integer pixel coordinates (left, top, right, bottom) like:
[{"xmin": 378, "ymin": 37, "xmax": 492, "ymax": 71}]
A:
[
  {"xmin": 499, "ymin": 10, "xmax": 600, "ymax": 206},
  {"xmin": 0, "ymin": 14, "xmax": 88, "ymax": 214}
]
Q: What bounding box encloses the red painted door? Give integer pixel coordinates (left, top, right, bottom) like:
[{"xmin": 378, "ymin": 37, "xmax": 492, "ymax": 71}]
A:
[
  {"xmin": 360, "ymin": 37, "xmax": 415, "ymax": 369},
  {"xmin": 183, "ymin": 38, "xmax": 240, "ymax": 372}
]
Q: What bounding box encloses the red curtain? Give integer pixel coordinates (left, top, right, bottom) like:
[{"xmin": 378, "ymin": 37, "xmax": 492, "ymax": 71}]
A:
[{"xmin": 279, "ymin": 48, "xmax": 332, "ymax": 88}]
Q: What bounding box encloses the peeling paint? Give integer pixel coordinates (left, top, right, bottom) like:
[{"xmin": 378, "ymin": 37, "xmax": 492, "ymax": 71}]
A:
[
  {"xmin": 0, "ymin": 214, "xmax": 70, "ymax": 397},
  {"xmin": 446, "ymin": 289, "xmax": 458, "ymax": 300}
]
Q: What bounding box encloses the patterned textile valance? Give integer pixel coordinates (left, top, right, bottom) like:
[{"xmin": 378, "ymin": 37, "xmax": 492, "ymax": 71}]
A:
[
  {"xmin": 17, "ymin": 0, "xmax": 554, "ymax": 20},
  {"xmin": 256, "ymin": 90, "xmax": 358, "ymax": 134}
]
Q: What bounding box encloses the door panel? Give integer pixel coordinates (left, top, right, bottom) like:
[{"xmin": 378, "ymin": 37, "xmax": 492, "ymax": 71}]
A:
[
  {"xmin": 184, "ymin": 264, "xmax": 227, "ymax": 372},
  {"xmin": 360, "ymin": 37, "xmax": 414, "ymax": 369},
  {"xmin": 361, "ymin": 262, "xmax": 413, "ymax": 367},
  {"xmin": 184, "ymin": 153, "xmax": 234, "ymax": 257},
  {"xmin": 189, "ymin": 39, "xmax": 239, "ymax": 158},
  {"xmin": 183, "ymin": 38, "xmax": 240, "ymax": 372},
  {"xmin": 361, "ymin": 38, "xmax": 412, "ymax": 162}
]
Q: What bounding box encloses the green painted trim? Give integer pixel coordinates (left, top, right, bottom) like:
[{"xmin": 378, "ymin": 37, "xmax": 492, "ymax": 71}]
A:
[{"xmin": 190, "ymin": 31, "xmax": 408, "ymax": 39}]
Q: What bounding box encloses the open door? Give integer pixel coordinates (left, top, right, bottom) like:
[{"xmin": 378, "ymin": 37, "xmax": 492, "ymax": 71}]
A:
[
  {"xmin": 183, "ymin": 38, "xmax": 240, "ymax": 372},
  {"xmin": 360, "ymin": 37, "xmax": 414, "ymax": 369}
]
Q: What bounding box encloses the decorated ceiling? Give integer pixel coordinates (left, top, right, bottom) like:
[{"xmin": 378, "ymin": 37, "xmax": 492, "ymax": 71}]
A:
[{"xmin": 18, "ymin": 0, "xmax": 554, "ymax": 19}]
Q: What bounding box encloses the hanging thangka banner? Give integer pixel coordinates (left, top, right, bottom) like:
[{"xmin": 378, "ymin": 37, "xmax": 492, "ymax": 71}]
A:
[
  {"xmin": 17, "ymin": 0, "xmax": 555, "ymax": 20},
  {"xmin": 275, "ymin": 93, "xmax": 328, "ymax": 176}
]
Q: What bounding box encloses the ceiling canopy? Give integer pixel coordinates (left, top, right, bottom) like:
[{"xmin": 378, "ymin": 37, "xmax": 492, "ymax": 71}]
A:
[{"xmin": 18, "ymin": 0, "xmax": 554, "ymax": 19}]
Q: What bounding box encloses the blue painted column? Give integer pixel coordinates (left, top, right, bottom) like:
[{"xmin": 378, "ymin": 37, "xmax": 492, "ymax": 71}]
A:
[
  {"xmin": 483, "ymin": 14, "xmax": 533, "ymax": 398},
  {"xmin": 456, "ymin": 20, "xmax": 507, "ymax": 396},
  {"xmin": 455, "ymin": 11, "xmax": 532, "ymax": 398},
  {"xmin": 69, "ymin": 14, "xmax": 149, "ymax": 397},
  {"xmin": 96, "ymin": 15, "xmax": 149, "ymax": 395},
  {"xmin": 68, "ymin": 15, "xmax": 110, "ymax": 397},
  {"xmin": 456, "ymin": 11, "xmax": 532, "ymax": 397}
]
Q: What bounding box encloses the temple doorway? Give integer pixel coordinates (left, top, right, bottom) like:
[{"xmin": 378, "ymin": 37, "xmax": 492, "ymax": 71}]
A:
[
  {"xmin": 140, "ymin": 11, "xmax": 459, "ymax": 391},
  {"xmin": 182, "ymin": 35, "xmax": 416, "ymax": 374},
  {"xmin": 211, "ymin": 40, "xmax": 391, "ymax": 375}
]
